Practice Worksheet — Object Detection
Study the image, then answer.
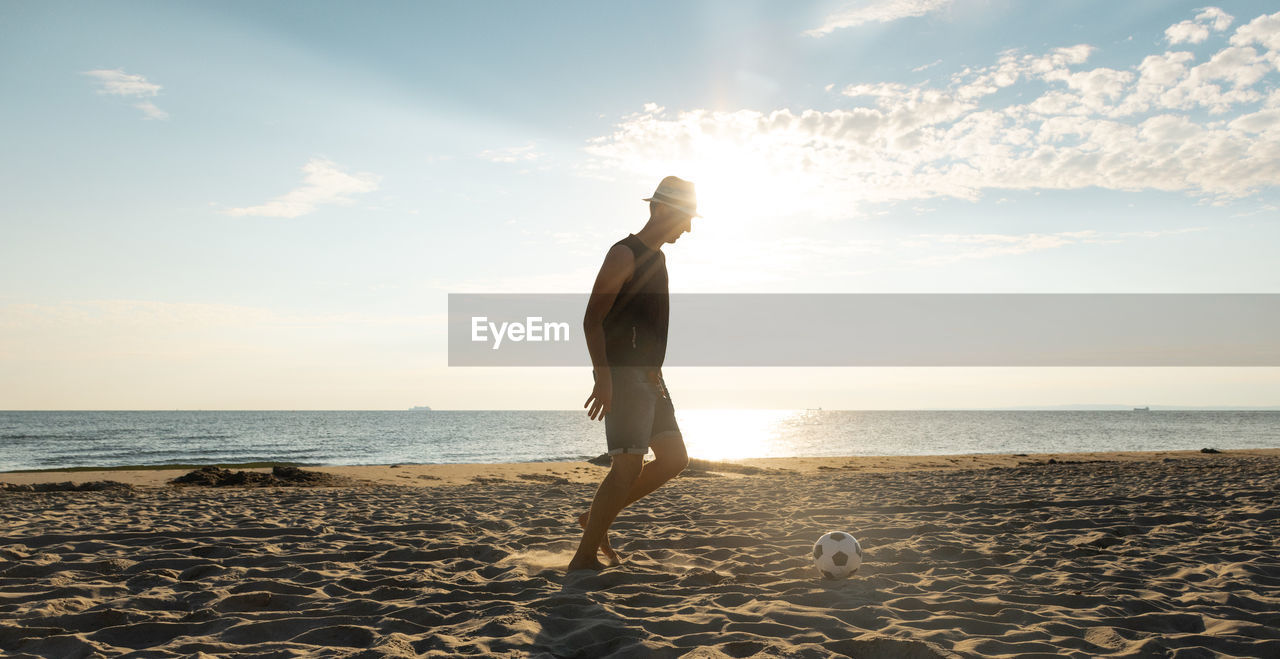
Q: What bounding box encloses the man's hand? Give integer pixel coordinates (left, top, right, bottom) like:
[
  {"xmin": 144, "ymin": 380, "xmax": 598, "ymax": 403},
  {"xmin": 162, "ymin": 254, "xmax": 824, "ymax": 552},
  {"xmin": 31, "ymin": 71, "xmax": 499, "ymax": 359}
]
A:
[{"xmin": 585, "ymin": 376, "xmax": 612, "ymax": 421}]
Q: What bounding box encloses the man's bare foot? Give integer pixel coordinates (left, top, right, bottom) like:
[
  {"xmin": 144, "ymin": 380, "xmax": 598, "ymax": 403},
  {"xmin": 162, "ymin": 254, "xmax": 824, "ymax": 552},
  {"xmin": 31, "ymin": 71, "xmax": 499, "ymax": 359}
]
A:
[
  {"xmin": 565, "ymin": 557, "xmax": 609, "ymax": 573},
  {"xmin": 578, "ymin": 511, "xmax": 622, "ymax": 566}
]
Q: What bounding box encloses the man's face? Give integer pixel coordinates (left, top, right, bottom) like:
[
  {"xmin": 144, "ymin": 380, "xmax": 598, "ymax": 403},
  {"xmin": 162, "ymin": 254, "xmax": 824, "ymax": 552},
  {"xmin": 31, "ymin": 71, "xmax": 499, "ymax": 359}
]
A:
[{"xmin": 662, "ymin": 205, "xmax": 694, "ymax": 243}]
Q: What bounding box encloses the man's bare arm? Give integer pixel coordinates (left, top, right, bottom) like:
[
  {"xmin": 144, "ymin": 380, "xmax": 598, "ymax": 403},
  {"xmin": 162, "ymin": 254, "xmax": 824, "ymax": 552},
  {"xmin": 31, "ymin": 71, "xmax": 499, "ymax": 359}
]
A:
[{"xmin": 583, "ymin": 244, "xmax": 633, "ymax": 420}]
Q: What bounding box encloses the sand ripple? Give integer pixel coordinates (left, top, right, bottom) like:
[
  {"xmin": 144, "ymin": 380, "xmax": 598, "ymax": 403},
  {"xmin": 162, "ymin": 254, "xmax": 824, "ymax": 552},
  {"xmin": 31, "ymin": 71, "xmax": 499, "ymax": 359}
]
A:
[{"xmin": 1, "ymin": 454, "xmax": 1278, "ymax": 657}]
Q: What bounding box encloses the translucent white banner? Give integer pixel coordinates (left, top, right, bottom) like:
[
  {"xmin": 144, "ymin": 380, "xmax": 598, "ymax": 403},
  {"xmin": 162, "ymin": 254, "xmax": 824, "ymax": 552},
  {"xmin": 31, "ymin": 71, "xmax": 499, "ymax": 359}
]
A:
[{"xmin": 448, "ymin": 294, "xmax": 1280, "ymax": 366}]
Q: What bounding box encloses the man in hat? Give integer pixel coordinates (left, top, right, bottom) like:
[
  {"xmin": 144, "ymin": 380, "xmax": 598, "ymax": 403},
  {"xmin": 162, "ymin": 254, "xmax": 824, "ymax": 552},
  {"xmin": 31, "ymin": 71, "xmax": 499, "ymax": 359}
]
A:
[{"xmin": 568, "ymin": 176, "xmax": 697, "ymax": 572}]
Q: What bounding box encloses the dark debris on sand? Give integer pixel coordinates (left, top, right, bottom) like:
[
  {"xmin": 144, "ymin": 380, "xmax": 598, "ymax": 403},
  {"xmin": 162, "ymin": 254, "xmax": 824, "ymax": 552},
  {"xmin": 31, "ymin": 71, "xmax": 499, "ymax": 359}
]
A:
[
  {"xmin": 0, "ymin": 481, "xmax": 134, "ymax": 493},
  {"xmin": 169, "ymin": 465, "xmax": 352, "ymax": 488},
  {"xmin": 516, "ymin": 473, "xmax": 571, "ymax": 485},
  {"xmin": 1018, "ymin": 458, "xmax": 1118, "ymax": 467}
]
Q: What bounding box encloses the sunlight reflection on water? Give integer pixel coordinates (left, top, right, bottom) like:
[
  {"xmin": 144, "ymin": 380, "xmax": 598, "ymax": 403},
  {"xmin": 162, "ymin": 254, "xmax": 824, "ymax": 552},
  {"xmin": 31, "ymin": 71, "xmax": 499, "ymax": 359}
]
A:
[{"xmin": 676, "ymin": 409, "xmax": 808, "ymax": 460}]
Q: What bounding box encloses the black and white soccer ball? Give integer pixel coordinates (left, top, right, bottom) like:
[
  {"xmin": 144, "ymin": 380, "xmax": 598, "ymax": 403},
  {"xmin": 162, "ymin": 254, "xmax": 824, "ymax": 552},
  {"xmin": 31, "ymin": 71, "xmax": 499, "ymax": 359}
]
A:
[{"xmin": 813, "ymin": 531, "xmax": 863, "ymax": 579}]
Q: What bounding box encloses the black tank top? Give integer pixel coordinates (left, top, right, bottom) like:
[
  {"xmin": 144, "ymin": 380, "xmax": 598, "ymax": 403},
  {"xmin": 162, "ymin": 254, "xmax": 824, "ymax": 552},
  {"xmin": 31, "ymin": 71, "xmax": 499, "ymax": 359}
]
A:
[{"xmin": 603, "ymin": 234, "xmax": 669, "ymax": 367}]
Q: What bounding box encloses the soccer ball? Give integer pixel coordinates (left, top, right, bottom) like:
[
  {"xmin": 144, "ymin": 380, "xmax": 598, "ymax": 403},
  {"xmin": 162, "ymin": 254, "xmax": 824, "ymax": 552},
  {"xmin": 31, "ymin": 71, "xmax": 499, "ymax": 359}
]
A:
[{"xmin": 813, "ymin": 531, "xmax": 862, "ymax": 579}]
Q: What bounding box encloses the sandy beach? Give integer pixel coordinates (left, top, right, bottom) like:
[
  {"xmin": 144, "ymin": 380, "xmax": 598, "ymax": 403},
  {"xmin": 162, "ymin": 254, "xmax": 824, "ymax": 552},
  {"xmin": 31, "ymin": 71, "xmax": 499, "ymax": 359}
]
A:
[{"xmin": 2, "ymin": 449, "xmax": 1278, "ymax": 657}]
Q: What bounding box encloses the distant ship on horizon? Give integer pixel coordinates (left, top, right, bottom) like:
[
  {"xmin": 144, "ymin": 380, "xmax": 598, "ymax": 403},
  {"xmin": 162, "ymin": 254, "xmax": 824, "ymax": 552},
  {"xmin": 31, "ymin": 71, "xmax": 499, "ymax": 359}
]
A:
[
  {"xmin": 1133, "ymin": 406, "xmax": 1150, "ymax": 411},
  {"xmin": 409, "ymin": 406, "xmax": 432, "ymax": 411}
]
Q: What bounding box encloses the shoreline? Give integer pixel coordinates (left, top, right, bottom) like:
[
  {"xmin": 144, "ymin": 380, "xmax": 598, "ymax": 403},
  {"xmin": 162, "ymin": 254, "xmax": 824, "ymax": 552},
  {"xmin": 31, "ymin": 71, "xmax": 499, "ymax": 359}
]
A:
[{"xmin": 3, "ymin": 447, "xmax": 1277, "ymax": 489}]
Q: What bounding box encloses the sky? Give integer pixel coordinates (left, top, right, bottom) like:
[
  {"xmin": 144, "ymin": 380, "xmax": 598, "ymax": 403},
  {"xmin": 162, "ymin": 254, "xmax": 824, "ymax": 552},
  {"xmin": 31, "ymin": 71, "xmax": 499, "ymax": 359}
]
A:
[{"xmin": 1, "ymin": 0, "xmax": 1279, "ymax": 410}]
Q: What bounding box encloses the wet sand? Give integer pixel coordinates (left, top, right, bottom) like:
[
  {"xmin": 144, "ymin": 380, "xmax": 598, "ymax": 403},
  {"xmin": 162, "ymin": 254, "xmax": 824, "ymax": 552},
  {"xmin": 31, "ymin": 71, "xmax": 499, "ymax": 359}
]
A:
[{"xmin": 1, "ymin": 449, "xmax": 1278, "ymax": 657}]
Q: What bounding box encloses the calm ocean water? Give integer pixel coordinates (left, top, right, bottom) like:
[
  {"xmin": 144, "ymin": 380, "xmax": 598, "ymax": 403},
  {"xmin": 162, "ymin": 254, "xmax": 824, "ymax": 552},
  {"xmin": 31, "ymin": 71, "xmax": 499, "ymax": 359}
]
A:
[{"xmin": 2, "ymin": 410, "xmax": 1278, "ymax": 472}]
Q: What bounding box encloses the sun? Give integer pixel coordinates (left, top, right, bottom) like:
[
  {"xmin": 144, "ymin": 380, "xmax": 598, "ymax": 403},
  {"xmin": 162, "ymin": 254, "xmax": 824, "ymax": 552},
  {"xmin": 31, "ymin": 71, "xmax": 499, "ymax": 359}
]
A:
[{"xmin": 682, "ymin": 139, "xmax": 810, "ymax": 227}]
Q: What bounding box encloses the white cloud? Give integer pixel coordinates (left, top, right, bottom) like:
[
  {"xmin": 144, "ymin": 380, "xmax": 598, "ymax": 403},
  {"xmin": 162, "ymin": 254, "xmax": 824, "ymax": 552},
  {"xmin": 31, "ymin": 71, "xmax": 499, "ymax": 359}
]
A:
[
  {"xmin": 133, "ymin": 101, "xmax": 169, "ymax": 121},
  {"xmin": 807, "ymin": 0, "xmax": 952, "ymax": 37},
  {"xmin": 84, "ymin": 69, "xmax": 161, "ymax": 96},
  {"xmin": 1197, "ymin": 7, "xmax": 1235, "ymax": 32},
  {"xmin": 1229, "ymin": 107, "xmax": 1280, "ymax": 134},
  {"xmin": 1229, "ymin": 10, "xmax": 1280, "ymax": 69},
  {"xmin": 227, "ymin": 158, "xmax": 380, "ymax": 219},
  {"xmin": 83, "ymin": 68, "xmax": 169, "ymax": 120},
  {"xmin": 1147, "ymin": 45, "xmax": 1269, "ymax": 115},
  {"xmin": 951, "ymin": 45, "xmax": 1096, "ymax": 101},
  {"xmin": 912, "ymin": 59, "xmax": 943, "ymax": 73},
  {"xmin": 1198, "ymin": 45, "xmax": 1270, "ymax": 88},
  {"xmin": 585, "ymin": 9, "xmax": 1280, "ymax": 215},
  {"xmin": 1166, "ymin": 21, "xmax": 1211, "ymax": 45},
  {"xmin": 1165, "ymin": 6, "xmax": 1234, "ymax": 44},
  {"xmin": 1110, "ymin": 51, "xmax": 1197, "ymax": 116},
  {"xmin": 1231, "ymin": 10, "xmax": 1280, "ymax": 49},
  {"xmin": 479, "ymin": 143, "xmax": 542, "ymax": 163}
]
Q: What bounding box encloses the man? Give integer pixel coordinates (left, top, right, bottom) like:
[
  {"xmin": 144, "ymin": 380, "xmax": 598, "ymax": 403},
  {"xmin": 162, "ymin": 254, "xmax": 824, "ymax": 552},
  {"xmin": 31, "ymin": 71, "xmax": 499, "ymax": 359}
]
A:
[{"xmin": 567, "ymin": 176, "xmax": 696, "ymax": 573}]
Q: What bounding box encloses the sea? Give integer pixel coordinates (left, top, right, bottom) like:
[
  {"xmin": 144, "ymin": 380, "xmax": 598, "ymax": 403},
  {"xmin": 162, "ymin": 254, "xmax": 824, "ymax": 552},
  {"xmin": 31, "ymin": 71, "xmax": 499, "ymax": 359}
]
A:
[{"xmin": 1, "ymin": 410, "xmax": 1278, "ymax": 472}]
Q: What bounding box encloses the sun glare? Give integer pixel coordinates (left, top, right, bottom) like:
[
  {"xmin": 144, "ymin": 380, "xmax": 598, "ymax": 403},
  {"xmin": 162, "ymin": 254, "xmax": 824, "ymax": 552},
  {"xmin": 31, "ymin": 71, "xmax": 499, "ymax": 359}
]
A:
[
  {"xmin": 659, "ymin": 137, "xmax": 831, "ymax": 289},
  {"xmin": 686, "ymin": 141, "xmax": 809, "ymax": 226},
  {"xmin": 606, "ymin": 108, "xmax": 854, "ymax": 229}
]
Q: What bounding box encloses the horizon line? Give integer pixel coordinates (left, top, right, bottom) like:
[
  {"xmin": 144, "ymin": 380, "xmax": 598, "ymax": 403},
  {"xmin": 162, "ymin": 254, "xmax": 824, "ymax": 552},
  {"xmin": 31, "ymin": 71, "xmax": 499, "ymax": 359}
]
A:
[{"xmin": 4, "ymin": 406, "xmax": 1280, "ymax": 412}]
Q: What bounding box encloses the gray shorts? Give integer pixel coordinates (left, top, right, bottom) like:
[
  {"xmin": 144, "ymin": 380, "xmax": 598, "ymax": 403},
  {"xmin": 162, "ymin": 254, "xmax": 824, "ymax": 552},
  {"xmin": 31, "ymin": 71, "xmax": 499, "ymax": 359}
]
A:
[{"xmin": 604, "ymin": 367, "xmax": 681, "ymax": 455}]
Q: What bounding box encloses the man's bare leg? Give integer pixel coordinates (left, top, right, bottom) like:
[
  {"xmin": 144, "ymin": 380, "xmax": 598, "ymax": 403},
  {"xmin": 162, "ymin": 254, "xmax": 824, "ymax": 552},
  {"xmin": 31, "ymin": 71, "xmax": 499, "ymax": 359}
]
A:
[
  {"xmin": 575, "ymin": 434, "xmax": 689, "ymax": 565},
  {"xmin": 567, "ymin": 454, "xmax": 643, "ymax": 572},
  {"xmin": 623, "ymin": 434, "xmax": 690, "ymax": 505},
  {"xmin": 576, "ymin": 510, "xmax": 620, "ymax": 566}
]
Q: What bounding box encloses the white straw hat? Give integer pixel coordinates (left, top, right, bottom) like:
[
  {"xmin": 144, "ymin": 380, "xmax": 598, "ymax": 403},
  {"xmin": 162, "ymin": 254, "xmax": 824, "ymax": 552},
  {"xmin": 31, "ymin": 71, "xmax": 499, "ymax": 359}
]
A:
[{"xmin": 643, "ymin": 176, "xmax": 699, "ymax": 217}]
